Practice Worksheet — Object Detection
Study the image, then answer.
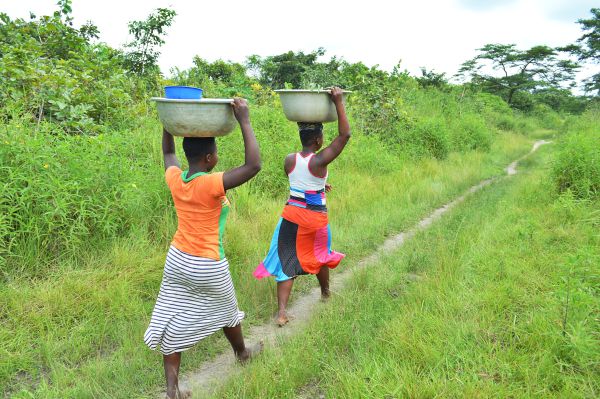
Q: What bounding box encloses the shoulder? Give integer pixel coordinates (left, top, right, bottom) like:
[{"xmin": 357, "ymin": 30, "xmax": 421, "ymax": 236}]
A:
[
  {"xmin": 201, "ymin": 171, "xmax": 223, "ymax": 182},
  {"xmin": 201, "ymin": 172, "xmax": 225, "ymax": 197},
  {"xmin": 284, "ymin": 153, "xmax": 297, "ymax": 174},
  {"xmin": 166, "ymin": 165, "xmax": 182, "ymax": 175},
  {"xmin": 308, "ymin": 153, "xmax": 327, "ymax": 178},
  {"xmin": 165, "ymin": 166, "xmax": 182, "ymax": 186}
]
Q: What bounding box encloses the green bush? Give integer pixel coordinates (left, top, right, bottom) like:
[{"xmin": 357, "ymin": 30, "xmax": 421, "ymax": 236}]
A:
[
  {"xmin": 399, "ymin": 118, "xmax": 450, "ymax": 160},
  {"xmin": 0, "ymin": 12, "xmax": 151, "ymax": 134},
  {"xmin": 495, "ymin": 114, "xmax": 517, "ymax": 131},
  {"xmin": 531, "ymin": 103, "xmax": 562, "ymax": 130},
  {"xmin": 474, "ymin": 92, "xmax": 513, "ymax": 115},
  {"xmin": 450, "ymin": 114, "xmax": 492, "ymax": 151},
  {"xmin": 0, "ymin": 118, "xmax": 169, "ymax": 276},
  {"xmin": 514, "ymin": 115, "xmax": 539, "ymax": 135},
  {"xmin": 552, "ymin": 111, "xmax": 600, "ymax": 200}
]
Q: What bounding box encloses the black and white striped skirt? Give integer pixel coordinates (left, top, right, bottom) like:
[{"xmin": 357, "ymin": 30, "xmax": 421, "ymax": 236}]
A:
[{"xmin": 144, "ymin": 246, "xmax": 245, "ymax": 355}]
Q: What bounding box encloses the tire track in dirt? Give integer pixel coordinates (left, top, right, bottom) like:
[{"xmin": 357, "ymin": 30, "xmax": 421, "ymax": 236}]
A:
[{"xmin": 175, "ymin": 140, "xmax": 551, "ymax": 398}]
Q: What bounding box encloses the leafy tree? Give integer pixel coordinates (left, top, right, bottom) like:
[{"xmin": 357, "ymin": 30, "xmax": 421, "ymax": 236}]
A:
[
  {"xmin": 0, "ymin": 2, "xmax": 87, "ymax": 62},
  {"xmin": 79, "ymin": 21, "xmax": 100, "ymax": 41},
  {"xmin": 190, "ymin": 57, "xmax": 248, "ymax": 82},
  {"xmin": 532, "ymin": 88, "xmax": 588, "ymax": 114},
  {"xmin": 55, "ymin": 0, "xmax": 73, "ymax": 24},
  {"xmin": 416, "ymin": 67, "xmax": 449, "ymax": 89},
  {"xmin": 458, "ymin": 44, "xmax": 579, "ymax": 109},
  {"xmin": 334, "ymin": 60, "xmax": 390, "ymax": 90},
  {"xmin": 170, "ymin": 57, "xmax": 255, "ymax": 98},
  {"xmin": 0, "ymin": 1, "xmax": 140, "ymax": 133},
  {"xmin": 560, "ymin": 8, "xmax": 600, "ymax": 95},
  {"xmin": 246, "ymin": 48, "xmax": 325, "ymax": 88},
  {"xmin": 123, "ymin": 8, "xmax": 176, "ymax": 75},
  {"xmin": 299, "ymin": 56, "xmax": 345, "ymax": 88}
]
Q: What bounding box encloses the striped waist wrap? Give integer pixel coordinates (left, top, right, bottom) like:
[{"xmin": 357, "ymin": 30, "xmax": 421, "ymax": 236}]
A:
[{"xmin": 286, "ymin": 187, "xmax": 327, "ymax": 212}]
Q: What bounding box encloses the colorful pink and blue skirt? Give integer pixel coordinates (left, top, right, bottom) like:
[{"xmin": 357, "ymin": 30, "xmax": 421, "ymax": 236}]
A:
[{"xmin": 254, "ymin": 191, "xmax": 345, "ymax": 282}]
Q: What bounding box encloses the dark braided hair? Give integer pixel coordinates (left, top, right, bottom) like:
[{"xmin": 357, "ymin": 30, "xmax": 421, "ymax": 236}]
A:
[
  {"xmin": 298, "ymin": 122, "xmax": 323, "ymax": 146},
  {"xmin": 182, "ymin": 137, "xmax": 216, "ymax": 162}
]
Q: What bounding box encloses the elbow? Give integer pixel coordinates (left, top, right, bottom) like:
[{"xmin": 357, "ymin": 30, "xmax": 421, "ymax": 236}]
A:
[{"xmin": 249, "ymin": 162, "xmax": 262, "ymax": 176}]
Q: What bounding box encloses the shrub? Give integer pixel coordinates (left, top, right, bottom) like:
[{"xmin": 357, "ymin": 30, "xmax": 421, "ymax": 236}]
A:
[
  {"xmin": 514, "ymin": 116, "xmax": 539, "ymax": 135},
  {"xmin": 532, "ymin": 103, "xmax": 563, "ymax": 130},
  {"xmin": 0, "ymin": 7, "xmax": 163, "ymax": 134},
  {"xmin": 450, "ymin": 115, "xmax": 492, "ymax": 151},
  {"xmin": 495, "ymin": 115, "xmax": 517, "ymax": 131},
  {"xmin": 474, "ymin": 92, "xmax": 513, "ymax": 115},
  {"xmin": 399, "ymin": 118, "xmax": 450, "ymax": 160},
  {"xmin": 0, "ymin": 119, "xmax": 169, "ymax": 276},
  {"xmin": 552, "ymin": 128, "xmax": 600, "ymax": 200}
]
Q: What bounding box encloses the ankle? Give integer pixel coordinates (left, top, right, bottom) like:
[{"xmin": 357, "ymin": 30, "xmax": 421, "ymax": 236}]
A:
[
  {"xmin": 236, "ymin": 348, "xmax": 250, "ymax": 361},
  {"xmin": 166, "ymin": 386, "xmax": 178, "ymax": 399}
]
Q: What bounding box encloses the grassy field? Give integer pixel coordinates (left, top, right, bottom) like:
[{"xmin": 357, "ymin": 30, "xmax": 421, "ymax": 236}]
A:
[
  {"xmin": 208, "ymin": 141, "xmax": 599, "ymax": 398},
  {"xmin": 1, "ymin": 122, "xmax": 537, "ymax": 398},
  {"xmin": 2, "ymin": 6, "xmax": 598, "ymax": 398}
]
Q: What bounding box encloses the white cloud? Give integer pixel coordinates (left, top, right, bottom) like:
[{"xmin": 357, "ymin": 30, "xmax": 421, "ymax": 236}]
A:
[
  {"xmin": 541, "ymin": 0, "xmax": 596, "ymax": 22},
  {"xmin": 456, "ymin": 0, "xmax": 519, "ymax": 11}
]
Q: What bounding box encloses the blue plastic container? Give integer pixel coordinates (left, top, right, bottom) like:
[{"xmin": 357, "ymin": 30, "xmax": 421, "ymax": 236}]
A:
[{"xmin": 165, "ymin": 86, "xmax": 203, "ymax": 99}]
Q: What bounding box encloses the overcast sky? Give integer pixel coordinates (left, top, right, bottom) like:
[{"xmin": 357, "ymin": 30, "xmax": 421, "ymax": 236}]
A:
[{"xmin": 3, "ymin": 0, "xmax": 597, "ymax": 82}]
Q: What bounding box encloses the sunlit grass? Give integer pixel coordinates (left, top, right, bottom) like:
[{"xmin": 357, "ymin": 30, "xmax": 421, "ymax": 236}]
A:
[
  {"xmin": 209, "ymin": 143, "xmax": 599, "ymax": 399},
  {"xmin": 1, "ymin": 130, "xmax": 533, "ymax": 397}
]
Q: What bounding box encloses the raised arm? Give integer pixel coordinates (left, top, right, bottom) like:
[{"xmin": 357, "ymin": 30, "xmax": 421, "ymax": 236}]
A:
[
  {"xmin": 162, "ymin": 128, "xmax": 180, "ymax": 170},
  {"xmin": 222, "ymin": 98, "xmax": 262, "ymax": 190},
  {"xmin": 312, "ymin": 87, "xmax": 351, "ymax": 168}
]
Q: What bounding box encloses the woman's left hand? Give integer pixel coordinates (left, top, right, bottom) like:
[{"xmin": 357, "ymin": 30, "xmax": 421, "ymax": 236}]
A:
[{"xmin": 325, "ymin": 183, "xmax": 332, "ymax": 193}]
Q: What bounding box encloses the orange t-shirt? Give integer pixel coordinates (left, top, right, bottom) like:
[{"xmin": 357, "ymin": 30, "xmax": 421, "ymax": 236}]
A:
[{"xmin": 165, "ymin": 166, "xmax": 230, "ymax": 260}]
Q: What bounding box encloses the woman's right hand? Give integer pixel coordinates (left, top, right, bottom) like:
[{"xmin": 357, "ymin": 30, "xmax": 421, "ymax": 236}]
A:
[
  {"xmin": 329, "ymin": 87, "xmax": 344, "ymax": 105},
  {"xmin": 231, "ymin": 98, "xmax": 250, "ymax": 124}
]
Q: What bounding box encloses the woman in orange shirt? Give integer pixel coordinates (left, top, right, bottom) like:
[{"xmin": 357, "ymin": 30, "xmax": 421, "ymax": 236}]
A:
[{"xmin": 144, "ymin": 98, "xmax": 262, "ymax": 399}]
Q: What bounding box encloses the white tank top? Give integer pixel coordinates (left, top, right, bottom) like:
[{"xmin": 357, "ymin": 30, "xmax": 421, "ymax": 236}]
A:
[
  {"xmin": 287, "ymin": 153, "xmax": 328, "ymax": 211},
  {"xmin": 288, "ymin": 153, "xmax": 328, "ymax": 191}
]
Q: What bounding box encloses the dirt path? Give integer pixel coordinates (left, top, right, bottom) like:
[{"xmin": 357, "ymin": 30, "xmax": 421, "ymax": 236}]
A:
[{"xmin": 176, "ymin": 140, "xmax": 551, "ymax": 398}]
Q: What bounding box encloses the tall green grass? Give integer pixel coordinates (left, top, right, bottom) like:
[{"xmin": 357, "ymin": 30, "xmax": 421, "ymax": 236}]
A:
[
  {"xmin": 552, "ymin": 107, "xmax": 600, "ymax": 200},
  {"xmin": 210, "ymin": 143, "xmax": 599, "ymax": 399},
  {"xmin": 0, "ymin": 85, "xmax": 545, "ymax": 279},
  {"xmin": 0, "ymin": 73, "xmax": 560, "ymax": 398},
  {"xmin": 1, "ymin": 126, "xmax": 533, "ymax": 397}
]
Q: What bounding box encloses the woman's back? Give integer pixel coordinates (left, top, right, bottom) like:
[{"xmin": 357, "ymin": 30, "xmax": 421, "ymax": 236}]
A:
[
  {"xmin": 166, "ymin": 166, "xmax": 230, "ymax": 260},
  {"xmin": 287, "ymin": 153, "xmax": 327, "ymax": 212}
]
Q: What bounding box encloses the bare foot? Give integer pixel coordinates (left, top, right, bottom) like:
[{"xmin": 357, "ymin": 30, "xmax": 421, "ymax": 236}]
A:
[
  {"xmin": 165, "ymin": 387, "xmax": 191, "ymax": 399},
  {"xmin": 276, "ymin": 312, "xmax": 289, "ymax": 327},
  {"xmin": 320, "ymin": 290, "xmax": 331, "ymax": 302},
  {"xmin": 237, "ymin": 341, "xmax": 264, "ymax": 364}
]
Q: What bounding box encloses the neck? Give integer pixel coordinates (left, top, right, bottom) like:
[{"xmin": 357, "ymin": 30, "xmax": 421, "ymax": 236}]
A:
[
  {"xmin": 188, "ymin": 163, "xmax": 210, "ymax": 174},
  {"xmin": 301, "ymin": 146, "xmax": 318, "ymax": 154}
]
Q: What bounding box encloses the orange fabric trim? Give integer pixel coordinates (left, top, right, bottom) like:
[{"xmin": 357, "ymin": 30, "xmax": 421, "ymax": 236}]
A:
[
  {"xmin": 281, "ymin": 205, "xmax": 328, "ymax": 229},
  {"xmin": 295, "ymin": 226, "xmax": 321, "ymax": 274}
]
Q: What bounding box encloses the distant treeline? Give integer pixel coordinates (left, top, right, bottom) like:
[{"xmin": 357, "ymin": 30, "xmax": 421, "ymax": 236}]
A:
[{"xmin": 0, "ymin": 1, "xmax": 598, "ymax": 134}]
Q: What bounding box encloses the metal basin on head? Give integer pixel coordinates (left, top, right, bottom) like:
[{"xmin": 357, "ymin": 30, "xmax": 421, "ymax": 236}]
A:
[
  {"xmin": 151, "ymin": 98, "xmax": 236, "ymax": 137},
  {"xmin": 275, "ymin": 89, "xmax": 351, "ymax": 123}
]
